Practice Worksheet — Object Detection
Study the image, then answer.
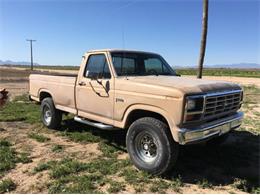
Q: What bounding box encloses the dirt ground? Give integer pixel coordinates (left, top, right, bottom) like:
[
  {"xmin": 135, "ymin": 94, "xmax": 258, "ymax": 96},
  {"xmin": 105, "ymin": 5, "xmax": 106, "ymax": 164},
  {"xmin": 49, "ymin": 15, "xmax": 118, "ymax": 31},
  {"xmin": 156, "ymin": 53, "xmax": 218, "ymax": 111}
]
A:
[
  {"xmin": 0, "ymin": 122, "xmax": 103, "ymax": 193},
  {"xmin": 185, "ymin": 75, "xmax": 260, "ymax": 87},
  {"xmin": 0, "ymin": 120, "xmax": 251, "ymax": 194},
  {"xmin": 0, "ymin": 67, "xmax": 259, "ymax": 193},
  {"xmin": 1, "ymin": 119, "xmax": 257, "ymax": 194}
]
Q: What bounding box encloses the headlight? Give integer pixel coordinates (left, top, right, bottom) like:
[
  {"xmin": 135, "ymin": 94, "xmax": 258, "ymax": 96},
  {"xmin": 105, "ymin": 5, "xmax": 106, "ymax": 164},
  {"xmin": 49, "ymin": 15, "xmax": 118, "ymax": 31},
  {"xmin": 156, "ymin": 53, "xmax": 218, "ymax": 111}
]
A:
[
  {"xmin": 185, "ymin": 96, "xmax": 204, "ymax": 112},
  {"xmin": 187, "ymin": 99, "xmax": 196, "ymax": 111},
  {"xmin": 184, "ymin": 95, "xmax": 205, "ymax": 122}
]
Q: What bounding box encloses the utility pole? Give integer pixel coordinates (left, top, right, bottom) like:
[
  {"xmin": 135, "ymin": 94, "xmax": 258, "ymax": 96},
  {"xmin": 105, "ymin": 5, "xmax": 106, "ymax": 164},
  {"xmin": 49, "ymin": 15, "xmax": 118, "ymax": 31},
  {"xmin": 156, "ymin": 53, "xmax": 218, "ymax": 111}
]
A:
[
  {"xmin": 26, "ymin": 39, "xmax": 36, "ymax": 70},
  {"xmin": 197, "ymin": 0, "xmax": 209, "ymax": 79}
]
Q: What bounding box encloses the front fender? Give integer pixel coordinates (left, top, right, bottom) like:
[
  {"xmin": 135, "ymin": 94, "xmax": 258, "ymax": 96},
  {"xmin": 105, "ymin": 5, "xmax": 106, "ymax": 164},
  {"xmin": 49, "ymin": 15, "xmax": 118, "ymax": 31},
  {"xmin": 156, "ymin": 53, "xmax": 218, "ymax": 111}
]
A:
[{"xmin": 118, "ymin": 104, "xmax": 179, "ymax": 143}]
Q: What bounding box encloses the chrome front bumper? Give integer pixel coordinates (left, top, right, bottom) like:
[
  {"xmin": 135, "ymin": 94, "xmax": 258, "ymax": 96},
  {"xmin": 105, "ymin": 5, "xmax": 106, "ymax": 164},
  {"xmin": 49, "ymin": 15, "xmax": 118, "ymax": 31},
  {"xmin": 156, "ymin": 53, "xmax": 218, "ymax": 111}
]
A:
[{"xmin": 178, "ymin": 112, "xmax": 243, "ymax": 145}]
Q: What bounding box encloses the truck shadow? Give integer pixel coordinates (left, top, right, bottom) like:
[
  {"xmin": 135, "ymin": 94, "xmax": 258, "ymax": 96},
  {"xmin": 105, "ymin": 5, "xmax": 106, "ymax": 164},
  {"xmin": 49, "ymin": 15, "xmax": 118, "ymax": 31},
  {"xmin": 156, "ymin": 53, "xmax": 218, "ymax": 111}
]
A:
[
  {"xmin": 60, "ymin": 119, "xmax": 259, "ymax": 191},
  {"xmin": 170, "ymin": 130, "xmax": 260, "ymax": 191}
]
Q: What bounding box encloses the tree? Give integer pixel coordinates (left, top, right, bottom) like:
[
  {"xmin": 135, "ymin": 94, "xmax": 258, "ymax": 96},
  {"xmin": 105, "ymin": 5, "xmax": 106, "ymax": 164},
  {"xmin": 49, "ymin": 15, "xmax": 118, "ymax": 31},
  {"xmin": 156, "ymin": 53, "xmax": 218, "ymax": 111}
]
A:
[{"xmin": 197, "ymin": 0, "xmax": 209, "ymax": 79}]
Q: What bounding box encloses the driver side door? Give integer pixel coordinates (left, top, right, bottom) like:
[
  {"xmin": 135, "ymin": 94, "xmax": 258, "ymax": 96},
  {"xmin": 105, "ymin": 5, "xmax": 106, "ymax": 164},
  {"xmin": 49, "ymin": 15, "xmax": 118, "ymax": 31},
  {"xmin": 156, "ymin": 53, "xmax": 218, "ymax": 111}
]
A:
[{"xmin": 76, "ymin": 53, "xmax": 114, "ymax": 125}]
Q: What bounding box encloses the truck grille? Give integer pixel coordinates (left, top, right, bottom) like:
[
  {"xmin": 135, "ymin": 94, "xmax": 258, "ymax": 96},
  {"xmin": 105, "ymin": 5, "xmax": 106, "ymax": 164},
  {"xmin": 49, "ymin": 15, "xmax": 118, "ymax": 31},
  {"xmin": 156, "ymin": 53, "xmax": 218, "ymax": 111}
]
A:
[{"xmin": 204, "ymin": 91, "xmax": 242, "ymax": 118}]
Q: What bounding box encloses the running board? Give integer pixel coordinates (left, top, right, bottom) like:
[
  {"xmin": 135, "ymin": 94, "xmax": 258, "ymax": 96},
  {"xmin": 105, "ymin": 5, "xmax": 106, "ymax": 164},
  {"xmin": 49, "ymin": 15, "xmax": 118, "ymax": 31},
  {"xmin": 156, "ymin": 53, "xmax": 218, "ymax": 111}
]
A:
[{"xmin": 74, "ymin": 116, "xmax": 118, "ymax": 130}]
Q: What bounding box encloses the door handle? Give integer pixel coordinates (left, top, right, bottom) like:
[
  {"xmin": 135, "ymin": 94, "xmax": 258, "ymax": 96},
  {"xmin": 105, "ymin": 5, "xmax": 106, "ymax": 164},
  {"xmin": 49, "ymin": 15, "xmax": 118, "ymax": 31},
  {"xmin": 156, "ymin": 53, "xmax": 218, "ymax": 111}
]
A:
[{"xmin": 78, "ymin": 81, "xmax": 86, "ymax": 86}]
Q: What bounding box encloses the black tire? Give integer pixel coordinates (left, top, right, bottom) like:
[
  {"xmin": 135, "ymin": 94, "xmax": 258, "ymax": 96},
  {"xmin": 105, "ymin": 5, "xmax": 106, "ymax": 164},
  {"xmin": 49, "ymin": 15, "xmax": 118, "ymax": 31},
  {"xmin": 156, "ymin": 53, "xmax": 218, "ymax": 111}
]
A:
[
  {"xmin": 126, "ymin": 117, "xmax": 179, "ymax": 175},
  {"xmin": 207, "ymin": 133, "xmax": 229, "ymax": 146},
  {"xmin": 41, "ymin": 97, "xmax": 62, "ymax": 129}
]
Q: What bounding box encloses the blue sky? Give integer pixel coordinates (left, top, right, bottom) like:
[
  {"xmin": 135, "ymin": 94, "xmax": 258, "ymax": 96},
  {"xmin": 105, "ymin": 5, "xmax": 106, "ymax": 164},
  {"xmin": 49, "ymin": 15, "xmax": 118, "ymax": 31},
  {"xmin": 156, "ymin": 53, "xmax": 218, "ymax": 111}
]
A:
[{"xmin": 0, "ymin": 0, "xmax": 259, "ymax": 66}]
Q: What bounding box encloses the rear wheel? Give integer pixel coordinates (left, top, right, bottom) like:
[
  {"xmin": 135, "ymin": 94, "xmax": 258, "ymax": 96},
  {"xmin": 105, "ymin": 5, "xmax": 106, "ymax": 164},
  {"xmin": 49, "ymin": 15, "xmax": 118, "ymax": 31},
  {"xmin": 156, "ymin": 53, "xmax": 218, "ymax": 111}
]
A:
[
  {"xmin": 41, "ymin": 97, "xmax": 62, "ymax": 129},
  {"xmin": 126, "ymin": 117, "xmax": 179, "ymax": 175}
]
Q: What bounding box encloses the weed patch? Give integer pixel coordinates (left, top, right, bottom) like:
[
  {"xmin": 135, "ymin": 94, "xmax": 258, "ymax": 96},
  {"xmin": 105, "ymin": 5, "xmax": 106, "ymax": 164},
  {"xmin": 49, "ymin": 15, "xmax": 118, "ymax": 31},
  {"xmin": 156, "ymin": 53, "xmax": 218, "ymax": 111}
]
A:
[
  {"xmin": 0, "ymin": 179, "xmax": 16, "ymax": 193},
  {"xmin": 241, "ymin": 85, "xmax": 260, "ymax": 134},
  {"xmin": 0, "ymin": 139, "xmax": 32, "ymax": 177},
  {"xmin": 50, "ymin": 158, "xmax": 88, "ymax": 179},
  {"xmin": 61, "ymin": 131, "xmax": 101, "ymax": 143},
  {"xmin": 0, "ymin": 94, "xmax": 40, "ymax": 123},
  {"xmin": 33, "ymin": 161, "xmax": 56, "ymax": 173},
  {"xmin": 169, "ymin": 176, "xmax": 183, "ymax": 192},
  {"xmin": 17, "ymin": 152, "xmax": 32, "ymax": 164},
  {"xmin": 231, "ymin": 178, "xmax": 258, "ymax": 193},
  {"xmin": 51, "ymin": 145, "xmax": 64, "ymax": 153},
  {"xmin": 120, "ymin": 167, "xmax": 151, "ymax": 185},
  {"xmin": 0, "ymin": 140, "xmax": 16, "ymax": 175},
  {"xmin": 252, "ymin": 187, "xmax": 260, "ymax": 194},
  {"xmin": 150, "ymin": 179, "xmax": 170, "ymax": 193},
  {"xmin": 28, "ymin": 133, "xmax": 50, "ymax": 142},
  {"xmin": 98, "ymin": 141, "xmax": 119, "ymax": 158},
  {"xmin": 197, "ymin": 179, "xmax": 213, "ymax": 189},
  {"xmin": 38, "ymin": 158, "xmax": 132, "ymax": 193},
  {"xmin": 107, "ymin": 181, "xmax": 125, "ymax": 193},
  {"xmin": 48, "ymin": 174, "xmax": 103, "ymax": 193}
]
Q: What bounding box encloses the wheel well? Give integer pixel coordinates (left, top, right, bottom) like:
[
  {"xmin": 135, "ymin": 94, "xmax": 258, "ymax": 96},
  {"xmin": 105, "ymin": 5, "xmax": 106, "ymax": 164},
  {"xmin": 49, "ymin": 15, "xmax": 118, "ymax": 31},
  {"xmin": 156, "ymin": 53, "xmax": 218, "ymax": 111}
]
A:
[
  {"xmin": 125, "ymin": 109, "xmax": 168, "ymax": 129},
  {"xmin": 39, "ymin": 91, "xmax": 52, "ymax": 102}
]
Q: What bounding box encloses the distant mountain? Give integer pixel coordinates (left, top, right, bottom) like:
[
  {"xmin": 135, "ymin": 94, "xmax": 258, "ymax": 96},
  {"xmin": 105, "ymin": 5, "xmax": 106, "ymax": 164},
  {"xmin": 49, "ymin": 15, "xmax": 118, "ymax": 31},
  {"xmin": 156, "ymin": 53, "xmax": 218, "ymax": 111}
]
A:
[
  {"xmin": 175, "ymin": 63, "xmax": 260, "ymax": 69},
  {"xmin": 205, "ymin": 63, "xmax": 260, "ymax": 69},
  {"xmin": 0, "ymin": 60, "xmax": 39, "ymax": 66}
]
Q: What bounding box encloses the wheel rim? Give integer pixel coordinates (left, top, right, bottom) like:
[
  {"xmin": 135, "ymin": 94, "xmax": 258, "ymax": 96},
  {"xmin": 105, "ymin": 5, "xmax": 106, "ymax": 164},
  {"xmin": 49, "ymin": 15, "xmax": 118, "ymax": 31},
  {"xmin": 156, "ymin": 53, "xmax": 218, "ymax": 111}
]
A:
[
  {"xmin": 135, "ymin": 132, "xmax": 158, "ymax": 163},
  {"xmin": 43, "ymin": 105, "xmax": 52, "ymax": 125}
]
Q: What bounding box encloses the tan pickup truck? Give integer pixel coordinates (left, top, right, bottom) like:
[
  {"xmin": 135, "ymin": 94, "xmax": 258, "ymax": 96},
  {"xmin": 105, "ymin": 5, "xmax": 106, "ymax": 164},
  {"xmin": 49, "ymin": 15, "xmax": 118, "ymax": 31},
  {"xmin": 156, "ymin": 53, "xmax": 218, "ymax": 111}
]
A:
[{"xmin": 29, "ymin": 49, "xmax": 243, "ymax": 175}]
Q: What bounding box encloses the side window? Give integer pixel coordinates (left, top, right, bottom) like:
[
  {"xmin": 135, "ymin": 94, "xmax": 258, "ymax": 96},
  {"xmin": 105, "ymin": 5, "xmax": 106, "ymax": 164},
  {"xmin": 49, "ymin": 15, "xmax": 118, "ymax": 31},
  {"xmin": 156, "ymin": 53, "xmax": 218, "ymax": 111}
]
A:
[
  {"xmin": 103, "ymin": 61, "xmax": 111, "ymax": 79},
  {"xmin": 85, "ymin": 54, "xmax": 111, "ymax": 79},
  {"xmin": 144, "ymin": 58, "xmax": 163, "ymax": 73},
  {"xmin": 113, "ymin": 56, "xmax": 136, "ymax": 76}
]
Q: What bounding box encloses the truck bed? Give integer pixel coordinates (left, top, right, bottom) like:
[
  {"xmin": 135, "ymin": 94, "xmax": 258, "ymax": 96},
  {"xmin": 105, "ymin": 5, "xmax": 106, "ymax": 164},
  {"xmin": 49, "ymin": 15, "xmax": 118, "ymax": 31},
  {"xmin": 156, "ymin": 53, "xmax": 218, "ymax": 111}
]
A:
[{"xmin": 29, "ymin": 73, "xmax": 77, "ymax": 114}]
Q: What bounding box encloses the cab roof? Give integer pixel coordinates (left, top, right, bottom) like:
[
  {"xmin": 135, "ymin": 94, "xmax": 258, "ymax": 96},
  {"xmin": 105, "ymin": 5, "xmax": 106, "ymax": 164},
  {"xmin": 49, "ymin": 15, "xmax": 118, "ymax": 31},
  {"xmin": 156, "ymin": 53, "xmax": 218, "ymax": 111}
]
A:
[{"xmin": 86, "ymin": 49, "xmax": 158, "ymax": 55}]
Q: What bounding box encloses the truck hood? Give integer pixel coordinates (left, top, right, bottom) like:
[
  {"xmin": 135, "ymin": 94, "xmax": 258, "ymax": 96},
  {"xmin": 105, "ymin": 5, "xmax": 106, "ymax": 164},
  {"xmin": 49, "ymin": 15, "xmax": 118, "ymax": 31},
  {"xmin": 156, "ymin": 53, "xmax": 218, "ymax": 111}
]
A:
[{"xmin": 125, "ymin": 75, "xmax": 241, "ymax": 95}]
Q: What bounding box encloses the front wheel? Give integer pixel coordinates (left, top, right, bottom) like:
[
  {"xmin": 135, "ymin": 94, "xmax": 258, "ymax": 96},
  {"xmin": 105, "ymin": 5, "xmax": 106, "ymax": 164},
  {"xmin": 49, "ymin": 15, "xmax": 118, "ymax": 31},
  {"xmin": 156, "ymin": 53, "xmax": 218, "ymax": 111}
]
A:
[
  {"xmin": 41, "ymin": 97, "xmax": 62, "ymax": 129},
  {"xmin": 126, "ymin": 117, "xmax": 179, "ymax": 175}
]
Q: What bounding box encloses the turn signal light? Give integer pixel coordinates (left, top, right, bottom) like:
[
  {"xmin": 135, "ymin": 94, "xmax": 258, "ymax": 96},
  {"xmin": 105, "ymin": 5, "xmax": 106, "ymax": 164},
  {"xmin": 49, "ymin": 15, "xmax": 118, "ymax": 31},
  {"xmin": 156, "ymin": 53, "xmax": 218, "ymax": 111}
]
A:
[{"xmin": 185, "ymin": 114, "xmax": 202, "ymax": 122}]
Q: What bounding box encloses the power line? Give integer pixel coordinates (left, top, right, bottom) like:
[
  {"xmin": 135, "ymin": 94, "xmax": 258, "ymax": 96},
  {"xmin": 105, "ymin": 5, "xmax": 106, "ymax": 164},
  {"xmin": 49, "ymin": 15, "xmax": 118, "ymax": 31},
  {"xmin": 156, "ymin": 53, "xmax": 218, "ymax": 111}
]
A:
[{"xmin": 26, "ymin": 39, "xmax": 36, "ymax": 70}]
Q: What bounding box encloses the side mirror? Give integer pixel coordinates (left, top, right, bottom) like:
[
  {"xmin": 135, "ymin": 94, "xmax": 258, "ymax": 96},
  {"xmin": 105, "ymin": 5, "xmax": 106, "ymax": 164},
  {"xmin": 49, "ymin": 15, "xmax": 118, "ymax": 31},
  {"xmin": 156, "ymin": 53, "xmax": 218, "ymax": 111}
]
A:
[{"xmin": 105, "ymin": 81, "xmax": 110, "ymax": 93}]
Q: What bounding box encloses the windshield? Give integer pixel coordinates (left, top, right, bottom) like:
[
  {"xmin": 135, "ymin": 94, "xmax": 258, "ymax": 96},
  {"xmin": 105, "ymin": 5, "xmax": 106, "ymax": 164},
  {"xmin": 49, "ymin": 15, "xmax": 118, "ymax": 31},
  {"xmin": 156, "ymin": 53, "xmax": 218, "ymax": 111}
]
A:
[{"xmin": 111, "ymin": 52, "xmax": 177, "ymax": 76}]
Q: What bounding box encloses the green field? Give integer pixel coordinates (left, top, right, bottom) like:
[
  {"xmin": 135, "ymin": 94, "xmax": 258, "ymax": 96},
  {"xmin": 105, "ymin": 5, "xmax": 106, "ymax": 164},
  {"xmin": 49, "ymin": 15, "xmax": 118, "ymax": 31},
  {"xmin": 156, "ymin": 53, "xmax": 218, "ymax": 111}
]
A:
[{"xmin": 176, "ymin": 68, "xmax": 260, "ymax": 78}]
